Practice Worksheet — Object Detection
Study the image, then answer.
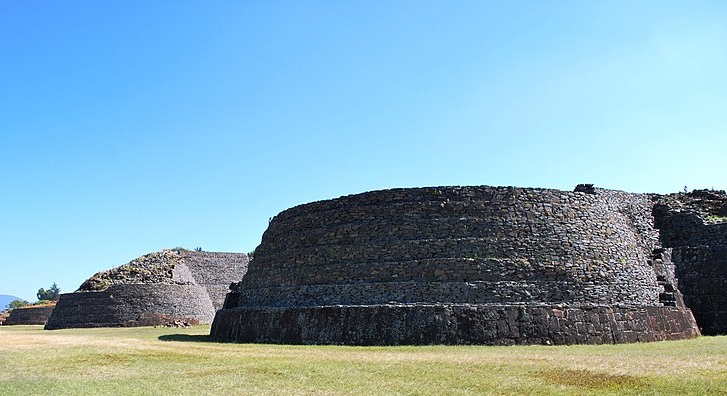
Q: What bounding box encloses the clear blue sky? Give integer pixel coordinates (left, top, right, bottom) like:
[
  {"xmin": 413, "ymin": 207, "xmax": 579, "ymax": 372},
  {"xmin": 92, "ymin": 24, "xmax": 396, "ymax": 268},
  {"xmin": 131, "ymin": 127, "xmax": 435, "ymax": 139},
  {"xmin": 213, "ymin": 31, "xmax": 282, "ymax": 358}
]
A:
[{"xmin": 1, "ymin": 1, "xmax": 725, "ymax": 302}]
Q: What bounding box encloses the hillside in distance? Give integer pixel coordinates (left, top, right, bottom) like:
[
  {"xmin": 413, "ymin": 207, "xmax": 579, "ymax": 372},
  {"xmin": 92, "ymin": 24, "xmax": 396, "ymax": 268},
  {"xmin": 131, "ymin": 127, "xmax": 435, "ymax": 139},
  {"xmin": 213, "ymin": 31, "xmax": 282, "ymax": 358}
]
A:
[{"xmin": 0, "ymin": 295, "xmax": 25, "ymax": 309}]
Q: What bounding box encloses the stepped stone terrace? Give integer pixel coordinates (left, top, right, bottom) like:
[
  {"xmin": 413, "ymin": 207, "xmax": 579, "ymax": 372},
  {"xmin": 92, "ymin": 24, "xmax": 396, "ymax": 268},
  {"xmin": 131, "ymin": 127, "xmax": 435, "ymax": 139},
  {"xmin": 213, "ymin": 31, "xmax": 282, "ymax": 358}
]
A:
[{"xmin": 211, "ymin": 185, "xmax": 726, "ymax": 345}]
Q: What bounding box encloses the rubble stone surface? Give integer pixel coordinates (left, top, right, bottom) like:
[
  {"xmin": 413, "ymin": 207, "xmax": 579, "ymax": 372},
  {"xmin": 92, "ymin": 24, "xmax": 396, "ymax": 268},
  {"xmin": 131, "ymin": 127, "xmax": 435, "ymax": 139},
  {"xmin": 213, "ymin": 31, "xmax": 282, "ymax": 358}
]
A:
[
  {"xmin": 211, "ymin": 185, "xmax": 709, "ymax": 345},
  {"xmin": 46, "ymin": 250, "xmax": 249, "ymax": 329},
  {"xmin": 3, "ymin": 304, "xmax": 56, "ymax": 326}
]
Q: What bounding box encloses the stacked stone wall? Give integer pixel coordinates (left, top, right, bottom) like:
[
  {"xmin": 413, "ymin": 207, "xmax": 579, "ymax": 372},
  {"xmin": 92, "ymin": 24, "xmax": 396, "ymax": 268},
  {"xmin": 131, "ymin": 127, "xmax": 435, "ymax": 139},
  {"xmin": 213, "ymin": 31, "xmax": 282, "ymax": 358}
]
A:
[
  {"xmin": 45, "ymin": 251, "xmax": 248, "ymax": 330},
  {"xmin": 3, "ymin": 305, "xmax": 55, "ymax": 325},
  {"xmin": 212, "ymin": 186, "xmax": 699, "ymax": 345},
  {"xmin": 239, "ymin": 187, "xmax": 661, "ymax": 308},
  {"xmin": 45, "ymin": 284, "xmax": 215, "ymax": 329},
  {"xmin": 212, "ymin": 304, "xmax": 697, "ymax": 346}
]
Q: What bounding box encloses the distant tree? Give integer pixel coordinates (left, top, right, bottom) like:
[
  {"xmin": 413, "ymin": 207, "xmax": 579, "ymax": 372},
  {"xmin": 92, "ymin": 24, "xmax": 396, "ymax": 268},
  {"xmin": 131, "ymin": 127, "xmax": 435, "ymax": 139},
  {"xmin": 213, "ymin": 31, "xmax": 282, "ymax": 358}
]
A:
[
  {"xmin": 37, "ymin": 282, "xmax": 61, "ymax": 301},
  {"xmin": 195, "ymin": 247, "xmax": 202, "ymax": 252},
  {"xmin": 7, "ymin": 299, "xmax": 29, "ymax": 309}
]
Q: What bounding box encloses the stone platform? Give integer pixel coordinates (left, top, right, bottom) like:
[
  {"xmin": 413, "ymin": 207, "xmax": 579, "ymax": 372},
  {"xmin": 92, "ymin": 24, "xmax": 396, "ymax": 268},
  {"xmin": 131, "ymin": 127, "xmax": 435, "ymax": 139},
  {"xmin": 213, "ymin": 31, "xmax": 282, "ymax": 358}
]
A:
[{"xmin": 212, "ymin": 185, "xmax": 703, "ymax": 345}]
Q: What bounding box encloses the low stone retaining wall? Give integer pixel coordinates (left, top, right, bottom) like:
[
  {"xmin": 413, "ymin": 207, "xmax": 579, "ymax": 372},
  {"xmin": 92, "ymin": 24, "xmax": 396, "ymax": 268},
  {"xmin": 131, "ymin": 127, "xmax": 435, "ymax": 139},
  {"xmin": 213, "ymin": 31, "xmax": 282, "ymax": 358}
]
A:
[
  {"xmin": 3, "ymin": 305, "xmax": 55, "ymax": 325},
  {"xmin": 210, "ymin": 304, "xmax": 698, "ymax": 345}
]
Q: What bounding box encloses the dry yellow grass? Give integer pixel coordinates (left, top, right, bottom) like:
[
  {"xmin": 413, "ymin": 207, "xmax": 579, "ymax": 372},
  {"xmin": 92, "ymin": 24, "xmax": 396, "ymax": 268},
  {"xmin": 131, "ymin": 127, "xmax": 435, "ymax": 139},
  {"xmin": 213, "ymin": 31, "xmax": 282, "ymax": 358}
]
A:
[{"xmin": 1, "ymin": 325, "xmax": 726, "ymax": 395}]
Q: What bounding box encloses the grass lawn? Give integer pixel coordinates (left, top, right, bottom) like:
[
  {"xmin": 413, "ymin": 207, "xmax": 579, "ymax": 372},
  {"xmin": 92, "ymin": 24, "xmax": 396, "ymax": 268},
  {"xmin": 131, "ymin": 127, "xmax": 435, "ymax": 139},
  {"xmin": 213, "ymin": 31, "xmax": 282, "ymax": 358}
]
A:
[{"xmin": 0, "ymin": 325, "xmax": 725, "ymax": 395}]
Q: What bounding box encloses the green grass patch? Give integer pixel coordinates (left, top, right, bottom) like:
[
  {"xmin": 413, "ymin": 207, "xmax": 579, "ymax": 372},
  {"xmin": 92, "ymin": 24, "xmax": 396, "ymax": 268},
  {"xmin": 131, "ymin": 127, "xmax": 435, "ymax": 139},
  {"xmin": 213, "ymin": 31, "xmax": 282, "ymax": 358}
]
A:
[{"xmin": 1, "ymin": 325, "xmax": 726, "ymax": 395}]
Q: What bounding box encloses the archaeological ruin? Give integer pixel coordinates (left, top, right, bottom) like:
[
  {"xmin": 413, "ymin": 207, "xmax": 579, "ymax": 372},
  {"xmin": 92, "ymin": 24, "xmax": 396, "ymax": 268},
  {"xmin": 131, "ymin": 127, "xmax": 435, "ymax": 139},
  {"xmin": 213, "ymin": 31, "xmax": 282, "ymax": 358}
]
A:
[
  {"xmin": 3, "ymin": 303, "xmax": 56, "ymax": 326},
  {"xmin": 45, "ymin": 250, "xmax": 249, "ymax": 329},
  {"xmin": 211, "ymin": 185, "xmax": 727, "ymax": 345}
]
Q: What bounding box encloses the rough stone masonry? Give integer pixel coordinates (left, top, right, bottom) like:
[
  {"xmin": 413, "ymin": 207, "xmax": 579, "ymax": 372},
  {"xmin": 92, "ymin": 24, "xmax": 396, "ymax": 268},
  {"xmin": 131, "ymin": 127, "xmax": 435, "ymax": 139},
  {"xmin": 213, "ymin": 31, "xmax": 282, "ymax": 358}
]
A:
[
  {"xmin": 45, "ymin": 250, "xmax": 249, "ymax": 329},
  {"xmin": 211, "ymin": 185, "xmax": 726, "ymax": 345},
  {"xmin": 3, "ymin": 304, "xmax": 56, "ymax": 326}
]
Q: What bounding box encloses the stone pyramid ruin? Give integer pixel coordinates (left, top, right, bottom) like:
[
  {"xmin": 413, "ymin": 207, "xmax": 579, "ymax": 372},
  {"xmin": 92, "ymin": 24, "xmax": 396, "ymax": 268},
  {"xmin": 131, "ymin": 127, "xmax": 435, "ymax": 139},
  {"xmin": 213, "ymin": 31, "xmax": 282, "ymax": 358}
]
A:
[
  {"xmin": 3, "ymin": 303, "xmax": 56, "ymax": 326},
  {"xmin": 45, "ymin": 249, "xmax": 249, "ymax": 329},
  {"xmin": 211, "ymin": 185, "xmax": 726, "ymax": 345}
]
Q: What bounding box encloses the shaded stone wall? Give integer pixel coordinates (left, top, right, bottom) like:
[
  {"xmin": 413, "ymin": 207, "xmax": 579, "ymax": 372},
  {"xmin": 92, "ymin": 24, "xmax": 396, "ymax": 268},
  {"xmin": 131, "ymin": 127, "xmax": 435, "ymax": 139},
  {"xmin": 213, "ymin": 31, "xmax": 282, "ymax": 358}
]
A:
[
  {"xmin": 3, "ymin": 305, "xmax": 55, "ymax": 325},
  {"xmin": 180, "ymin": 251, "xmax": 249, "ymax": 310},
  {"xmin": 212, "ymin": 186, "xmax": 699, "ymax": 345},
  {"xmin": 654, "ymin": 190, "xmax": 727, "ymax": 335},
  {"xmin": 672, "ymin": 245, "xmax": 727, "ymax": 334},
  {"xmin": 45, "ymin": 284, "xmax": 215, "ymax": 329}
]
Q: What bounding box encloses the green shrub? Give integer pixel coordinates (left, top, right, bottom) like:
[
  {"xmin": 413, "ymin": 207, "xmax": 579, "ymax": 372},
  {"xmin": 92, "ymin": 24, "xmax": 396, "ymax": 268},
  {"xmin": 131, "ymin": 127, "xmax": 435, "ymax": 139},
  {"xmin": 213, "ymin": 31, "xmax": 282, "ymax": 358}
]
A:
[{"xmin": 7, "ymin": 299, "xmax": 29, "ymax": 309}]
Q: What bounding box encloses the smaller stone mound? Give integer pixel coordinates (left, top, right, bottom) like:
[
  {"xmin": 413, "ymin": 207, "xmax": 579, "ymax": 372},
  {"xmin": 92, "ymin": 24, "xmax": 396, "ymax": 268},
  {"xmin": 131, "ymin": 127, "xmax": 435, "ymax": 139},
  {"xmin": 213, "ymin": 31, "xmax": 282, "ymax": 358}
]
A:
[
  {"xmin": 46, "ymin": 250, "xmax": 249, "ymax": 330},
  {"xmin": 3, "ymin": 303, "xmax": 56, "ymax": 325}
]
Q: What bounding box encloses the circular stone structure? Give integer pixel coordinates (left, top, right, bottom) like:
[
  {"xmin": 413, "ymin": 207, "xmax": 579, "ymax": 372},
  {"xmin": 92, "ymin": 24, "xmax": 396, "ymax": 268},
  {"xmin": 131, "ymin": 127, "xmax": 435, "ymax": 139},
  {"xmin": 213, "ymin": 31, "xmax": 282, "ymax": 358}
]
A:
[
  {"xmin": 211, "ymin": 186, "xmax": 700, "ymax": 345},
  {"xmin": 46, "ymin": 250, "xmax": 249, "ymax": 329}
]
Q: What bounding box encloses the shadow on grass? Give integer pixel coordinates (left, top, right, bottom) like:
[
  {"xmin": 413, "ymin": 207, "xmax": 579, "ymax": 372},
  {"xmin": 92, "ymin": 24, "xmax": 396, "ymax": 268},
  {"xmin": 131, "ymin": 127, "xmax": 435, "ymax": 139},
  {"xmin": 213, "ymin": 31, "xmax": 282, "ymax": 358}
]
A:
[{"xmin": 158, "ymin": 334, "xmax": 214, "ymax": 343}]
